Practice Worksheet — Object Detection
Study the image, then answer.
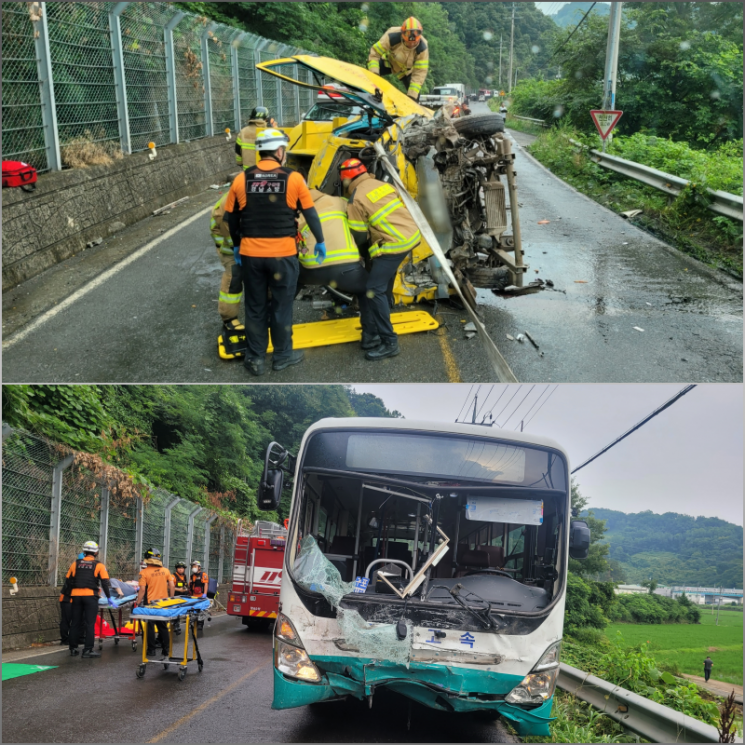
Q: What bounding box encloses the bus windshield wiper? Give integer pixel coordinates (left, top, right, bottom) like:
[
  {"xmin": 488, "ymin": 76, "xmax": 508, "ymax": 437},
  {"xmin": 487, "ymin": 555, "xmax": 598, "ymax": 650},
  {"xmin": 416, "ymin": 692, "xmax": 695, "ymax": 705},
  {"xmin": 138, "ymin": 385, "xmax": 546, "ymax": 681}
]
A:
[{"xmin": 429, "ymin": 583, "xmax": 495, "ymax": 630}]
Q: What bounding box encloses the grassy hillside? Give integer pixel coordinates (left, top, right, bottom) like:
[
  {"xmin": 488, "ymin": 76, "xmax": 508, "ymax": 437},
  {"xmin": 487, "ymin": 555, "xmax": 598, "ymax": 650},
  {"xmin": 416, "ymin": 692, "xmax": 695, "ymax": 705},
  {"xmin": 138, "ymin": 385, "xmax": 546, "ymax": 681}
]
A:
[{"xmin": 584, "ymin": 508, "xmax": 743, "ymax": 588}]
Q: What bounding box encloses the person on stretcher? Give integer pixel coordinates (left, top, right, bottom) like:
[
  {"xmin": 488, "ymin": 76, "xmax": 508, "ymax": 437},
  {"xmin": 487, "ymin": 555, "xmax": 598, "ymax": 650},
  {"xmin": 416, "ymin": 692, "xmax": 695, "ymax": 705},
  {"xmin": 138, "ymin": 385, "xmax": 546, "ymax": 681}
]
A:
[{"xmin": 297, "ymin": 190, "xmax": 379, "ymax": 351}]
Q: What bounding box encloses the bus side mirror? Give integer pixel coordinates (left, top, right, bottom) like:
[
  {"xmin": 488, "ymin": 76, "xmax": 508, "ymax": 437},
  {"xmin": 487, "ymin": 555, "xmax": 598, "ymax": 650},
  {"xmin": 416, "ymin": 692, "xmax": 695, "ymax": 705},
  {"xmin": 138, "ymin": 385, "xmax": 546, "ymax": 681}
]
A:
[
  {"xmin": 259, "ymin": 469, "xmax": 283, "ymax": 511},
  {"xmin": 568, "ymin": 520, "xmax": 591, "ymax": 559}
]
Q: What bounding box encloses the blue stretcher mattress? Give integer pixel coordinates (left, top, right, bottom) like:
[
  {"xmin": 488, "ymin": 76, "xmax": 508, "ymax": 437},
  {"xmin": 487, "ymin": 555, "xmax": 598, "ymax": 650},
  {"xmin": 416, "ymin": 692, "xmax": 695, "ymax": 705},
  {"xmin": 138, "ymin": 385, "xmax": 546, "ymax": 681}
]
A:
[
  {"xmin": 99, "ymin": 593, "xmax": 137, "ymax": 608},
  {"xmin": 131, "ymin": 597, "xmax": 210, "ymax": 619}
]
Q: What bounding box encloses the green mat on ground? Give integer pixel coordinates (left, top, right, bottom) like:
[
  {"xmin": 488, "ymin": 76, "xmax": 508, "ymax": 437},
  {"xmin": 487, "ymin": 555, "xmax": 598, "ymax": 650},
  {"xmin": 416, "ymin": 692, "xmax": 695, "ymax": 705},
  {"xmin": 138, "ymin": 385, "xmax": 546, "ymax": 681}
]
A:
[{"xmin": 2, "ymin": 663, "xmax": 58, "ymax": 681}]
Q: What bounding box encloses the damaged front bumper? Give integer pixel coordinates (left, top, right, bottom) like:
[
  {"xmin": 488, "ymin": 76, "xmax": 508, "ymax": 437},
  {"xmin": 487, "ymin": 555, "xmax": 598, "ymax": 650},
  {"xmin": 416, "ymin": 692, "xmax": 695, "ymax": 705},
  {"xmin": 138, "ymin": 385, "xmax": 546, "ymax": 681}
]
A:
[{"xmin": 272, "ymin": 656, "xmax": 555, "ymax": 736}]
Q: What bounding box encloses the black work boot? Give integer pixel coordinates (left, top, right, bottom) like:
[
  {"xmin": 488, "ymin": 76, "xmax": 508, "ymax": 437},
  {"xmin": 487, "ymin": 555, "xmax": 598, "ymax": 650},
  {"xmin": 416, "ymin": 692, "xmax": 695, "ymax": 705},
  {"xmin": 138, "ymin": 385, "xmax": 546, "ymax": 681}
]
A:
[
  {"xmin": 81, "ymin": 648, "xmax": 101, "ymax": 658},
  {"xmin": 361, "ymin": 333, "xmax": 382, "ymax": 350},
  {"xmin": 69, "ymin": 648, "xmax": 79, "ymax": 656},
  {"xmin": 243, "ymin": 357, "xmax": 266, "ymax": 377},
  {"xmin": 365, "ymin": 340, "xmax": 400, "ymax": 360},
  {"xmin": 272, "ymin": 350, "xmax": 304, "ymax": 371}
]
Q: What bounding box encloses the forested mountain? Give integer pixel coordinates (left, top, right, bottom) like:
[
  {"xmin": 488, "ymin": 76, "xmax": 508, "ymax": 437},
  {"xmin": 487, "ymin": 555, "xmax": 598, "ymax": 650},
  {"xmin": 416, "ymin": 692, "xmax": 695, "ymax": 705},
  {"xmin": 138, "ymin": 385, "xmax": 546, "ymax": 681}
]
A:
[
  {"xmin": 551, "ymin": 2, "xmax": 609, "ymax": 28},
  {"xmin": 1, "ymin": 385, "xmax": 399, "ymax": 521},
  {"xmin": 175, "ymin": 2, "xmax": 560, "ymax": 90},
  {"xmin": 585, "ymin": 508, "xmax": 744, "ymax": 588}
]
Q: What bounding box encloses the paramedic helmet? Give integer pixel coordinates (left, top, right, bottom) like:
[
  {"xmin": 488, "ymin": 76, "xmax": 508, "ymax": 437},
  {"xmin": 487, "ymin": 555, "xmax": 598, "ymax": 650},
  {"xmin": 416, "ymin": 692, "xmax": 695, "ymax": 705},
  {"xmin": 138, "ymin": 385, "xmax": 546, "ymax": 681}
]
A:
[
  {"xmin": 82, "ymin": 540, "xmax": 99, "ymax": 555},
  {"xmin": 191, "ymin": 560, "xmax": 202, "ymax": 574},
  {"xmin": 255, "ymin": 128, "xmax": 289, "ymax": 153},
  {"xmin": 250, "ymin": 106, "xmax": 270, "ymax": 121},
  {"xmin": 145, "ymin": 547, "xmax": 161, "ymax": 560},
  {"xmin": 174, "ymin": 561, "xmax": 186, "ymax": 570}
]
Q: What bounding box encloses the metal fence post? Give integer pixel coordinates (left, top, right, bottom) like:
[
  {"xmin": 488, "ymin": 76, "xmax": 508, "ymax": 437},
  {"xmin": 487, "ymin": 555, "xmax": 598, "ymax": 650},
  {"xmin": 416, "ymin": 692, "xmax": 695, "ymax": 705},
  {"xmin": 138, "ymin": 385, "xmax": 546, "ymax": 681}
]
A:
[
  {"xmin": 98, "ymin": 487, "xmax": 110, "ymax": 563},
  {"xmin": 217, "ymin": 526, "xmax": 226, "ymax": 583},
  {"xmin": 231, "ymin": 32, "xmax": 246, "ymax": 133},
  {"xmin": 48, "ymin": 455, "xmax": 75, "ymax": 586},
  {"xmin": 185, "ymin": 506, "xmax": 203, "ymax": 565},
  {"xmin": 275, "ymin": 46, "xmax": 286, "ymax": 126},
  {"xmin": 109, "ymin": 3, "xmax": 131, "ymax": 154},
  {"xmin": 32, "ymin": 2, "xmax": 61, "ymax": 171},
  {"xmin": 162, "ymin": 496, "xmax": 181, "ymax": 567},
  {"xmin": 134, "ymin": 496, "xmax": 144, "ymax": 566},
  {"xmin": 201, "ymin": 22, "xmax": 217, "ymax": 137},
  {"xmin": 164, "ymin": 11, "xmax": 185, "ymax": 144},
  {"xmin": 203, "ymin": 514, "xmax": 218, "ymax": 568},
  {"xmin": 254, "ymin": 38, "xmax": 270, "ymax": 108}
]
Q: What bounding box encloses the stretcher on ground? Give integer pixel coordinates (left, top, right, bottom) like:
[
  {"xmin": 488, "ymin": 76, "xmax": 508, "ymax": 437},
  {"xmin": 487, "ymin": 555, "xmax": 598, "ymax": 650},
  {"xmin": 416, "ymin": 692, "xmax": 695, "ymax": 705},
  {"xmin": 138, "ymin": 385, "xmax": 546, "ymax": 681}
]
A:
[
  {"xmin": 131, "ymin": 597, "xmax": 210, "ymax": 681},
  {"xmin": 94, "ymin": 593, "xmax": 138, "ymax": 651}
]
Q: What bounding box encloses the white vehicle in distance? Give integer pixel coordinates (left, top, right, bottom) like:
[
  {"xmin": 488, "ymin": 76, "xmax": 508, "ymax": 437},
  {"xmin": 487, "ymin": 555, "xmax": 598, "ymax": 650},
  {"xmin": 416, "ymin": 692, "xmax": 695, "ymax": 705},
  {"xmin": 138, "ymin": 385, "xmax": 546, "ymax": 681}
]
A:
[
  {"xmin": 264, "ymin": 418, "xmax": 591, "ymax": 738},
  {"xmin": 420, "ymin": 83, "xmax": 467, "ymax": 111}
]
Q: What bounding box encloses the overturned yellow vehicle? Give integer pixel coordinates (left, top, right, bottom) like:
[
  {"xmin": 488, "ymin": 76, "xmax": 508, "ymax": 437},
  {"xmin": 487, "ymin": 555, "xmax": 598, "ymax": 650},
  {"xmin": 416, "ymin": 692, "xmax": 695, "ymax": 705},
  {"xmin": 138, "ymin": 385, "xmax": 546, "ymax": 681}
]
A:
[{"xmin": 258, "ymin": 56, "xmax": 527, "ymax": 308}]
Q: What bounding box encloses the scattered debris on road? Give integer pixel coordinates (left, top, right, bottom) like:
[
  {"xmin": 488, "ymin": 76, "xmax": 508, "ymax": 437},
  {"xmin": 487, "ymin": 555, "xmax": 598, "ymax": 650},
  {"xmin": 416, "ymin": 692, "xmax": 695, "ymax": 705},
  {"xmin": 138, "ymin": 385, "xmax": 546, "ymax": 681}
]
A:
[
  {"xmin": 524, "ymin": 331, "xmax": 539, "ymax": 349},
  {"xmin": 633, "ymin": 326, "xmax": 645, "ymax": 332},
  {"xmin": 85, "ymin": 237, "xmax": 103, "ymax": 248},
  {"xmin": 153, "ymin": 196, "xmax": 190, "ymax": 216},
  {"xmin": 515, "ymin": 333, "xmax": 526, "ymax": 343},
  {"xmin": 621, "ymin": 209, "xmax": 643, "ymax": 219}
]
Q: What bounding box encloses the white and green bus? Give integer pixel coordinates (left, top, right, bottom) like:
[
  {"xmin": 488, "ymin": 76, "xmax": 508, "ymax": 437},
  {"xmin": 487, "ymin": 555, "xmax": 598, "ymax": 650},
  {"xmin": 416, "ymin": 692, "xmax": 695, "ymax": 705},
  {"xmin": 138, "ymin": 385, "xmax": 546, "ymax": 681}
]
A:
[{"xmin": 261, "ymin": 418, "xmax": 590, "ymax": 737}]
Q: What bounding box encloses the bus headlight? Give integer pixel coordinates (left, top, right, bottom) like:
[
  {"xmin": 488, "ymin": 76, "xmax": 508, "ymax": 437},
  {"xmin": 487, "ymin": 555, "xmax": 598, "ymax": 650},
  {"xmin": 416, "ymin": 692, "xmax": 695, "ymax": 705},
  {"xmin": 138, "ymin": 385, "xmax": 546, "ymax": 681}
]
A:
[
  {"xmin": 274, "ymin": 640, "xmax": 322, "ymax": 682},
  {"xmin": 273, "ymin": 612, "xmax": 322, "ymax": 683},
  {"xmin": 505, "ymin": 641, "xmax": 561, "ymax": 704}
]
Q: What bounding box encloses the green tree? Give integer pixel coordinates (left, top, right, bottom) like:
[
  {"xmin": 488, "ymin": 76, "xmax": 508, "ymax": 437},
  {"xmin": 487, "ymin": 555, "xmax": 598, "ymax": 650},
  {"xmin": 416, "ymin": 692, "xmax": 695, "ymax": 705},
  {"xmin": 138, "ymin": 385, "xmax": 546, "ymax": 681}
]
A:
[{"xmin": 570, "ymin": 480, "xmax": 610, "ymax": 578}]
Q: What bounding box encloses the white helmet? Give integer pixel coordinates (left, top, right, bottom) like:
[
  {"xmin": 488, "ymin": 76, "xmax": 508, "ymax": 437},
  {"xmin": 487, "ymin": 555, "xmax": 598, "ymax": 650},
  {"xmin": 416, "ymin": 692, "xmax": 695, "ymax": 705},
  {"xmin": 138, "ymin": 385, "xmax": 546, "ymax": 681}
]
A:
[
  {"xmin": 255, "ymin": 128, "xmax": 289, "ymax": 152},
  {"xmin": 82, "ymin": 540, "xmax": 99, "ymax": 555},
  {"xmin": 191, "ymin": 560, "xmax": 202, "ymax": 574}
]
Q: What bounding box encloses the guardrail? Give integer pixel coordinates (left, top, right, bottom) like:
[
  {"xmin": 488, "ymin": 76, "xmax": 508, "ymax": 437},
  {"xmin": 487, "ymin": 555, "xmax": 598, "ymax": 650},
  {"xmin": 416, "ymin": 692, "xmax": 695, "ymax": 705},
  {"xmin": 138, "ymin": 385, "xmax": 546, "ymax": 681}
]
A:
[
  {"xmin": 567, "ymin": 137, "xmax": 743, "ymax": 222},
  {"xmin": 509, "ymin": 114, "xmax": 549, "ymax": 128},
  {"xmin": 557, "ymin": 663, "xmax": 739, "ymax": 743}
]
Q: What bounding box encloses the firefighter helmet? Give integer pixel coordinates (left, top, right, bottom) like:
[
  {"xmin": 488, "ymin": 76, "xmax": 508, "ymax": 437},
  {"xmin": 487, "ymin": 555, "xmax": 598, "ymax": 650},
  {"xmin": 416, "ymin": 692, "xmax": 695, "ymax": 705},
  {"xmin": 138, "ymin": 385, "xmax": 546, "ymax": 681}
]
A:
[
  {"xmin": 255, "ymin": 128, "xmax": 289, "ymax": 152},
  {"xmin": 339, "ymin": 158, "xmax": 367, "ymax": 180},
  {"xmin": 82, "ymin": 540, "xmax": 99, "ymax": 555},
  {"xmin": 250, "ymin": 106, "xmax": 270, "ymax": 121},
  {"xmin": 401, "ymin": 17, "xmax": 423, "ymax": 43},
  {"xmin": 145, "ymin": 547, "xmax": 161, "ymax": 560}
]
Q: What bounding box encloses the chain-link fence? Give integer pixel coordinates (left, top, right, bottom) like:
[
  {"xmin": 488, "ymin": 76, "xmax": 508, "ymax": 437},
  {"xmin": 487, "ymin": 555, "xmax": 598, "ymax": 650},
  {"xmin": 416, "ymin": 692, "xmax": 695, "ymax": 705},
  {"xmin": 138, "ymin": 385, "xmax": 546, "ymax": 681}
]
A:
[
  {"xmin": 2, "ymin": 426, "xmax": 237, "ymax": 588},
  {"xmin": 1, "ymin": 2, "xmax": 314, "ymax": 172}
]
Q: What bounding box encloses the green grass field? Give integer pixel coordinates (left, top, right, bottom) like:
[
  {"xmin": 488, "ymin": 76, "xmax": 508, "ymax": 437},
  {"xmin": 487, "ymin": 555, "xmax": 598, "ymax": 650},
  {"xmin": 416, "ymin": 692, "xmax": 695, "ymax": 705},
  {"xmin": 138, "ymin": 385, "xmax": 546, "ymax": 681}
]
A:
[{"xmin": 607, "ymin": 612, "xmax": 743, "ymax": 685}]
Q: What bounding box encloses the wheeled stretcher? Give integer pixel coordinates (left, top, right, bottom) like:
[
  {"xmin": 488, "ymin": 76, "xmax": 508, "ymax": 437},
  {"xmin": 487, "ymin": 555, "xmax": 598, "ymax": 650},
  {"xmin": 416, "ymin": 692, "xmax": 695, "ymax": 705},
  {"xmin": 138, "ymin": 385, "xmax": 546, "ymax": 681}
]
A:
[
  {"xmin": 131, "ymin": 598, "xmax": 210, "ymax": 681},
  {"xmin": 95, "ymin": 594, "xmax": 138, "ymax": 651}
]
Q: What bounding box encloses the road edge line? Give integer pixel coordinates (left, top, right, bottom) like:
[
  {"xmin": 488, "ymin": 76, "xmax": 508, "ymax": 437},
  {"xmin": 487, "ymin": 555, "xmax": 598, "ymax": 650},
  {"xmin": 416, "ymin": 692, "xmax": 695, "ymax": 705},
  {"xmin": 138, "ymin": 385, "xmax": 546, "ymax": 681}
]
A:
[
  {"xmin": 2, "ymin": 204, "xmax": 214, "ymax": 350},
  {"xmin": 148, "ymin": 661, "xmax": 270, "ymax": 743}
]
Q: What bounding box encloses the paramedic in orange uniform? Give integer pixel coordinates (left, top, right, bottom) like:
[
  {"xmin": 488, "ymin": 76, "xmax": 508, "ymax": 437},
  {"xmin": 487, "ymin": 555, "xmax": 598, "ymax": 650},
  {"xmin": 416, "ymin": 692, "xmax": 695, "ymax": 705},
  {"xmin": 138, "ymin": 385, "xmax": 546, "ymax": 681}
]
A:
[
  {"xmin": 66, "ymin": 541, "xmax": 115, "ymax": 658},
  {"xmin": 225, "ymin": 128, "xmax": 326, "ymax": 377},
  {"xmin": 137, "ymin": 547, "xmax": 175, "ymax": 657}
]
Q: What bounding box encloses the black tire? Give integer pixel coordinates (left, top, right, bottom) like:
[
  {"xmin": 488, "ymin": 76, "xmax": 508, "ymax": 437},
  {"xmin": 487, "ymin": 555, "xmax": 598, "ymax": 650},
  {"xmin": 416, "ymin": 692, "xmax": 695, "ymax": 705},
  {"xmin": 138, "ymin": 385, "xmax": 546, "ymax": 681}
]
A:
[
  {"xmin": 114, "ymin": 638, "xmax": 119, "ymax": 646},
  {"xmin": 136, "ymin": 665, "xmax": 146, "ymax": 679},
  {"xmin": 178, "ymin": 669, "xmax": 186, "ymax": 682},
  {"xmin": 453, "ymin": 112, "xmax": 505, "ymax": 138},
  {"xmin": 132, "ymin": 641, "xmax": 137, "ymax": 652}
]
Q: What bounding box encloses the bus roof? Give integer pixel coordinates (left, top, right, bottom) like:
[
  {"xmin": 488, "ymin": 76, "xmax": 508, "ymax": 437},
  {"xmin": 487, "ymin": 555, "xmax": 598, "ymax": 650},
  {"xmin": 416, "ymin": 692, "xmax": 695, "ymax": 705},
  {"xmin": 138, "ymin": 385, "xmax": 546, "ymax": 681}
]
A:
[{"xmin": 302, "ymin": 417, "xmax": 570, "ymax": 463}]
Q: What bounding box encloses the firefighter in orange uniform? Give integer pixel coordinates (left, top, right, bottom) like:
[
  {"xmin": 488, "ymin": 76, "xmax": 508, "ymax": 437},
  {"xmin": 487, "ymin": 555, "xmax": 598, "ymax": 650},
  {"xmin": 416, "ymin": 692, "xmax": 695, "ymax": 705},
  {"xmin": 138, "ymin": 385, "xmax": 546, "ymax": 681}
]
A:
[{"xmin": 137, "ymin": 548, "xmax": 175, "ymax": 657}]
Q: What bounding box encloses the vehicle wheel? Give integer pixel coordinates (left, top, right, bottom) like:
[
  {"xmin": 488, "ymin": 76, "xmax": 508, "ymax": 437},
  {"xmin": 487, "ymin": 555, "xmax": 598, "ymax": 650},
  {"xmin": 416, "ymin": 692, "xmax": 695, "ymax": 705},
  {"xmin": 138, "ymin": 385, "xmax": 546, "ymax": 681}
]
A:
[
  {"xmin": 178, "ymin": 668, "xmax": 187, "ymax": 681},
  {"xmin": 136, "ymin": 665, "xmax": 146, "ymax": 679},
  {"xmin": 132, "ymin": 641, "xmax": 138, "ymax": 652},
  {"xmin": 164, "ymin": 663, "xmax": 169, "ymax": 670},
  {"xmin": 198, "ymin": 662, "xmax": 204, "ymax": 673},
  {"xmin": 114, "ymin": 638, "xmax": 119, "ymax": 646},
  {"xmin": 453, "ymin": 112, "xmax": 505, "ymax": 138}
]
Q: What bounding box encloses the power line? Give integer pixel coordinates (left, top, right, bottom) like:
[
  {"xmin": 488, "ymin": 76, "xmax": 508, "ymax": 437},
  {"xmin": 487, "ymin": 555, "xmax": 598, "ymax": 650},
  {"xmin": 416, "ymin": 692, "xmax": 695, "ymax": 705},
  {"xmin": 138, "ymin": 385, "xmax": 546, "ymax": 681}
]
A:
[
  {"xmin": 494, "ymin": 385, "xmax": 523, "ymax": 425},
  {"xmin": 571, "ymin": 385, "xmax": 697, "ymax": 475},
  {"xmin": 455, "ymin": 385, "xmax": 474, "ymax": 423},
  {"xmin": 476, "ymin": 385, "xmax": 495, "ymax": 421},
  {"xmin": 483, "ymin": 387, "xmax": 508, "ymax": 422},
  {"xmin": 547, "ymin": 1, "xmax": 597, "ymax": 64},
  {"xmin": 522, "ymin": 384, "xmax": 559, "ymax": 430},
  {"xmin": 500, "ymin": 384, "xmax": 536, "ymax": 428},
  {"xmin": 515, "ymin": 384, "xmax": 550, "ymax": 430}
]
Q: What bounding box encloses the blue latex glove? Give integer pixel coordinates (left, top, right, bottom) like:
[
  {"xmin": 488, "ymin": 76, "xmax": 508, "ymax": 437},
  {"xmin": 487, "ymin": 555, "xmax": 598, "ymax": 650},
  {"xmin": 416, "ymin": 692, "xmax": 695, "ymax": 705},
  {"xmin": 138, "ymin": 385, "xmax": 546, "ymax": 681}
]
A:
[
  {"xmin": 314, "ymin": 241, "xmax": 327, "ymax": 264},
  {"xmin": 107, "ymin": 597, "xmax": 117, "ymax": 608},
  {"xmin": 233, "ymin": 245, "xmax": 242, "ymax": 266}
]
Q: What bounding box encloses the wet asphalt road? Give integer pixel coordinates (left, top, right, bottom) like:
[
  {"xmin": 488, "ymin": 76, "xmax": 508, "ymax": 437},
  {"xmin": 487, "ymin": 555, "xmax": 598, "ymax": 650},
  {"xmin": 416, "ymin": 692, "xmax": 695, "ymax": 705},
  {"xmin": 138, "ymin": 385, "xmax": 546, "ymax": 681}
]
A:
[
  {"xmin": 2, "ymin": 102, "xmax": 741, "ymax": 383},
  {"xmin": 1, "ymin": 615, "xmax": 518, "ymax": 743}
]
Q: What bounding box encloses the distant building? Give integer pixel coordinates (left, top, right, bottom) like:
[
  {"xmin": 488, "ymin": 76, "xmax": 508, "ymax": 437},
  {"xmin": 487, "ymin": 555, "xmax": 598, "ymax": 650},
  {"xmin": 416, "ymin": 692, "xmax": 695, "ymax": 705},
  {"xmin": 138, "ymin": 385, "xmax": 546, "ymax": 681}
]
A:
[
  {"xmin": 615, "ymin": 584, "xmax": 648, "ymax": 595},
  {"xmin": 614, "ymin": 585, "xmax": 742, "ymax": 605}
]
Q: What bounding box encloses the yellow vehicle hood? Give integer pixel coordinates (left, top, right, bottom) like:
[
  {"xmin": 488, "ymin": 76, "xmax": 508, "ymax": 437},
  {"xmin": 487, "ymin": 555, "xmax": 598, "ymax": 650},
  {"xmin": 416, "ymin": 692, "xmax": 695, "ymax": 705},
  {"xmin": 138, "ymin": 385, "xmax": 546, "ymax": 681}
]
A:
[{"xmin": 256, "ymin": 55, "xmax": 432, "ymax": 120}]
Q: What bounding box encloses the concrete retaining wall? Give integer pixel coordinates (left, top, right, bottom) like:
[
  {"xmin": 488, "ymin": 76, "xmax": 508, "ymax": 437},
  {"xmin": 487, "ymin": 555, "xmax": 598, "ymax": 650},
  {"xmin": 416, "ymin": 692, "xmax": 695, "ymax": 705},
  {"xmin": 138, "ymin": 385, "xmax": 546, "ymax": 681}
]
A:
[
  {"xmin": 2, "ymin": 135, "xmax": 237, "ymax": 290},
  {"xmin": 2, "ymin": 583, "xmax": 232, "ymax": 651}
]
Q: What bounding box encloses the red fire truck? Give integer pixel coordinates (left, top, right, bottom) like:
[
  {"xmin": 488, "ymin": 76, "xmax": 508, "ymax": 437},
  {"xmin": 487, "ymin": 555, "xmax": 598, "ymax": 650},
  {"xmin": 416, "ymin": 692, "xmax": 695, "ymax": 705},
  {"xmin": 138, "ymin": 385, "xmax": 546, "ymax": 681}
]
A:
[{"xmin": 227, "ymin": 520, "xmax": 287, "ymax": 630}]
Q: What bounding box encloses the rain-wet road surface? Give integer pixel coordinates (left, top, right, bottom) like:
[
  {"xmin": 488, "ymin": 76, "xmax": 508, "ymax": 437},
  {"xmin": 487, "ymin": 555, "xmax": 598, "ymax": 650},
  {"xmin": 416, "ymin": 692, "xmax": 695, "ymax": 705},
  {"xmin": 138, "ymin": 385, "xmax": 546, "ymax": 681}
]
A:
[
  {"xmin": 2, "ymin": 103, "xmax": 741, "ymax": 383},
  {"xmin": 1, "ymin": 614, "xmax": 519, "ymax": 743}
]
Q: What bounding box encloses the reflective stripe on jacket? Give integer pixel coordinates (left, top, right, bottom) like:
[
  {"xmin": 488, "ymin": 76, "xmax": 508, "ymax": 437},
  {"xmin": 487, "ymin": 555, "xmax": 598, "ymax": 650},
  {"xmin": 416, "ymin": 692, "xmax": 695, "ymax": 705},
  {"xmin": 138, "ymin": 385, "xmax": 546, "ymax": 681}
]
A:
[
  {"xmin": 236, "ymin": 121, "xmax": 267, "ymax": 169},
  {"xmin": 346, "ymin": 174, "xmax": 421, "ymax": 259},
  {"xmin": 298, "ymin": 194, "xmax": 359, "ymax": 269},
  {"xmin": 210, "ymin": 193, "xmax": 234, "ymax": 254}
]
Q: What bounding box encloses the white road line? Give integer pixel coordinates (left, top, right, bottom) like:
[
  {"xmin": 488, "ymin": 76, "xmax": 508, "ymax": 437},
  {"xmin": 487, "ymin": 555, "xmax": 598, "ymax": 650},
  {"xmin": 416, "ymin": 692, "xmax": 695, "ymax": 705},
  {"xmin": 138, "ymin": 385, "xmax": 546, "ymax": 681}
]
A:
[{"xmin": 3, "ymin": 204, "xmax": 214, "ymax": 350}]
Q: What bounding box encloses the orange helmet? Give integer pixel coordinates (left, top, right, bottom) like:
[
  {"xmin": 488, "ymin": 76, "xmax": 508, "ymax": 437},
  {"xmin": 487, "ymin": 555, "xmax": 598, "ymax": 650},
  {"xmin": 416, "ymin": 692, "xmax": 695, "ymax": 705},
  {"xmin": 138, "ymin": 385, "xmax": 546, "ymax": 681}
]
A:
[
  {"xmin": 339, "ymin": 158, "xmax": 367, "ymax": 180},
  {"xmin": 401, "ymin": 17, "xmax": 423, "ymax": 41}
]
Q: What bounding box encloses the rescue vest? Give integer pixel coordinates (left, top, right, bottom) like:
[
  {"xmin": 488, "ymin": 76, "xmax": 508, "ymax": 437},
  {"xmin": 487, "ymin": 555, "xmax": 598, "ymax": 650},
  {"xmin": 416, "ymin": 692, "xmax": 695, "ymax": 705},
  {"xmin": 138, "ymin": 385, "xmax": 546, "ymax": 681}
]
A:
[
  {"xmin": 71, "ymin": 559, "xmax": 101, "ymax": 592},
  {"xmin": 172, "ymin": 573, "xmax": 189, "ymax": 593},
  {"xmin": 210, "ymin": 195, "xmax": 233, "ymax": 254},
  {"xmin": 189, "ymin": 572, "xmax": 208, "ymax": 595},
  {"xmin": 241, "ymin": 166, "xmax": 297, "ymax": 240},
  {"xmin": 298, "ymin": 196, "xmax": 359, "ymax": 269}
]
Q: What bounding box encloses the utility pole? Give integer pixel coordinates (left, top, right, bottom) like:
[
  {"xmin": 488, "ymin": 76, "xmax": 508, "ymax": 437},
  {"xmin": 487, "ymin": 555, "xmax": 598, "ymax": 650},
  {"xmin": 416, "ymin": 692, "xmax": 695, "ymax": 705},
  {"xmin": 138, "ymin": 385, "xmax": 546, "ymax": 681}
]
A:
[
  {"xmin": 514, "ymin": 67, "xmax": 519, "ymax": 89},
  {"xmin": 601, "ymin": 2, "xmax": 623, "ymax": 151},
  {"xmin": 508, "ymin": 3, "xmax": 515, "ymax": 93},
  {"xmin": 499, "ymin": 34, "xmax": 503, "ymax": 86},
  {"xmin": 716, "ymin": 585, "xmax": 722, "ymax": 626}
]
